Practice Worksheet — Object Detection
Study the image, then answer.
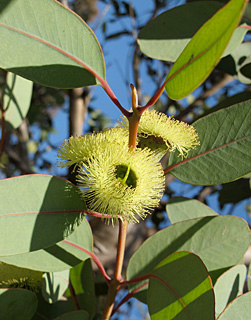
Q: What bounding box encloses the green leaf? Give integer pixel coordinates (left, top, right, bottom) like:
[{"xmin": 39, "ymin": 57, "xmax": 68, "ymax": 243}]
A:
[
  {"xmin": 53, "ymin": 311, "xmax": 89, "ymax": 320},
  {"xmin": 217, "ymin": 291, "xmax": 251, "ymax": 319},
  {"xmin": 0, "ymin": 0, "xmax": 105, "ymax": 88},
  {"xmin": 148, "ymin": 251, "xmax": 215, "ymax": 320},
  {"xmin": 166, "ymin": 197, "xmax": 217, "ymax": 224},
  {"xmin": 0, "ymin": 174, "xmax": 86, "ymax": 256},
  {"xmin": 214, "ymin": 265, "xmax": 246, "ymax": 318},
  {"xmin": 138, "ymin": 2, "xmax": 247, "ymax": 63},
  {"xmin": 194, "ymin": 91, "xmax": 251, "ymax": 121},
  {"xmin": 42, "ymin": 270, "xmax": 69, "ymax": 304},
  {"xmin": 3, "ymin": 72, "xmax": 33, "ymax": 130},
  {"xmin": 0, "ymin": 288, "xmax": 38, "ymax": 320},
  {"xmin": 138, "ymin": 2, "xmax": 223, "ymax": 62},
  {"xmin": 165, "ymin": 0, "xmax": 247, "ymax": 100},
  {"xmin": 0, "ymin": 218, "xmax": 93, "ymax": 272},
  {"xmin": 70, "ymin": 259, "xmax": 96, "ymax": 318},
  {"xmin": 127, "ymin": 216, "xmax": 250, "ymax": 303},
  {"xmin": 167, "ymin": 100, "xmax": 251, "ymax": 185}
]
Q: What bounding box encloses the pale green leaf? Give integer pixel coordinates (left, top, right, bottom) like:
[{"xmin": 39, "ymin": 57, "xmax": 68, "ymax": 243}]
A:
[
  {"xmin": 0, "ymin": 218, "xmax": 93, "ymax": 272},
  {"xmin": 167, "ymin": 100, "xmax": 251, "ymax": 185},
  {"xmin": 0, "ymin": 0, "xmax": 105, "ymax": 88},
  {"xmin": 165, "ymin": 0, "xmax": 247, "ymax": 100},
  {"xmin": 0, "ymin": 174, "xmax": 86, "ymax": 255},
  {"xmin": 166, "ymin": 197, "xmax": 217, "ymax": 224},
  {"xmin": 214, "ymin": 265, "xmax": 246, "ymax": 318},
  {"xmin": 138, "ymin": 2, "xmax": 247, "ymax": 63},
  {"xmin": 217, "ymin": 291, "xmax": 251, "ymax": 320},
  {"xmin": 127, "ymin": 216, "xmax": 250, "ymax": 303}
]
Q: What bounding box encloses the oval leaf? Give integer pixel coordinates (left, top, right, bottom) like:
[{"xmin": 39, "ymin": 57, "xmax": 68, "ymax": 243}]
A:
[
  {"xmin": 0, "ymin": 0, "xmax": 105, "ymax": 88},
  {"xmin": 0, "ymin": 174, "xmax": 86, "ymax": 255},
  {"xmin": 127, "ymin": 216, "xmax": 250, "ymax": 302},
  {"xmin": 217, "ymin": 291, "xmax": 251, "ymax": 320},
  {"xmin": 0, "ymin": 218, "xmax": 93, "ymax": 272},
  {"xmin": 166, "ymin": 100, "xmax": 251, "ymax": 185},
  {"xmin": 3, "ymin": 72, "xmax": 33, "ymax": 130},
  {"xmin": 214, "ymin": 265, "xmax": 246, "ymax": 318},
  {"xmin": 166, "ymin": 197, "xmax": 217, "ymax": 224},
  {"xmin": 0, "ymin": 288, "xmax": 38, "ymax": 320},
  {"xmin": 148, "ymin": 251, "xmax": 215, "ymax": 320},
  {"xmin": 165, "ymin": 0, "xmax": 247, "ymax": 100}
]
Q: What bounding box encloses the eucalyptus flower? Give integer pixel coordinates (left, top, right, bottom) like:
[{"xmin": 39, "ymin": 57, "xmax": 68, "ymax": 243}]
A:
[
  {"xmin": 57, "ymin": 127, "xmax": 129, "ymax": 169},
  {"xmin": 57, "ymin": 128, "xmax": 165, "ymax": 223},
  {"xmin": 119, "ymin": 109, "xmax": 199, "ymax": 159},
  {"xmin": 77, "ymin": 143, "xmax": 165, "ymax": 223}
]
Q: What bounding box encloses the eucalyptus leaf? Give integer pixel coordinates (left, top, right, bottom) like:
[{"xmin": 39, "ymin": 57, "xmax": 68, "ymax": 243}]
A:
[
  {"xmin": 0, "ymin": 0, "xmax": 106, "ymax": 88},
  {"xmin": 127, "ymin": 216, "xmax": 250, "ymax": 303},
  {"xmin": 0, "ymin": 218, "xmax": 93, "ymax": 272},
  {"xmin": 0, "ymin": 174, "xmax": 86, "ymax": 256},
  {"xmin": 217, "ymin": 291, "xmax": 251, "ymax": 319},
  {"xmin": 70, "ymin": 260, "xmax": 96, "ymax": 318},
  {"xmin": 0, "ymin": 288, "xmax": 38, "ymax": 320},
  {"xmin": 167, "ymin": 100, "xmax": 251, "ymax": 185},
  {"xmin": 138, "ymin": 2, "xmax": 247, "ymax": 63},
  {"xmin": 165, "ymin": 0, "xmax": 247, "ymax": 100},
  {"xmin": 148, "ymin": 251, "xmax": 215, "ymax": 320},
  {"xmin": 214, "ymin": 265, "xmax": 246, "ymax": 318},
  {"xmin": 166, "ymin": 197, "xmax": 217, "ymax": 224}
]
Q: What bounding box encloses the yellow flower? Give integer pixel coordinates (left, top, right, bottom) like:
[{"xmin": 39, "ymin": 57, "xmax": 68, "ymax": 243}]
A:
[
  {"xmin": 76, "ymin": 142, "xmax": 165, "ymax": 223},
  {"xmin": 119, "ymin": 109, "xmax": 199, "ymax": 159},
  {"xmin": 57, "ymin": 128, "xmax": 129, "ymax": 169},
  {"xmin": 58, "ymin": 127, "xmax": 164, "ymax": 223}
]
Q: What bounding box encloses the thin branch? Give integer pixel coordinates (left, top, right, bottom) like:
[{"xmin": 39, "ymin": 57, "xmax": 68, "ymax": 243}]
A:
[
  {"xmin": 111, "ymin": 282, "xmax": 148, "ymax": 316},
  {"xmin": 101, "ymin": 219, "xmax": 128, "ymax": 320},
  {"xmin": 68, "ymin": 280, "xmax": 81, "ymax": 310}
]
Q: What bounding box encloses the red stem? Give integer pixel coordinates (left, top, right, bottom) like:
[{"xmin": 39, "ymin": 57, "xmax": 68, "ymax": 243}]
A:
[
  {"xmin": 62, "ymin": 240, "xmax": 111, "ymax": 283},
  {"xmin": 68, "ymin": 280, "xmax": 81, "ymax": 310},
  {"xmin": 111, "ymin": 282, "xmax": 148, "ymax": 316},
  {"xmin": 139, "ymin": 79, "xmax": 167, "ymax": 112}
]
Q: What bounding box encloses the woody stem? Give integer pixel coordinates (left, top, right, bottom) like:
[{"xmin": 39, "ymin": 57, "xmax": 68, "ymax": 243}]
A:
[{"xmin": 101, "ymin": 85, "xmax": 140, "ymax": 320}]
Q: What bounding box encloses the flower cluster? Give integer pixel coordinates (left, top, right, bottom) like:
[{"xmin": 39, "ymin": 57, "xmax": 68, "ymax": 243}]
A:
[
  {"xmin": 57, "ymin": 109, "xmax": 199, "ymax": 223},
  {"xmin": 119, "ymin": 109, "xmax": 199, "ymax": 159}
]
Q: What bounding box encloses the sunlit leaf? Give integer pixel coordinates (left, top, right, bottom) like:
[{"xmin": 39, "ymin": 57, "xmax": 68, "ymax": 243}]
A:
[
  {"xmin": 166, "ymin": 197, "xmax": 217, "ymax": 224},
  {"xmin": 165, "ymin": 0, "xmax": 247, "ymax": 100},
  {"xmin": 214, "ymin": 265, "xmax": 246, "ymax": 318},
  {"xmin": 148, "ymin": 252, "xmax": 214, "ymax": 320}
]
